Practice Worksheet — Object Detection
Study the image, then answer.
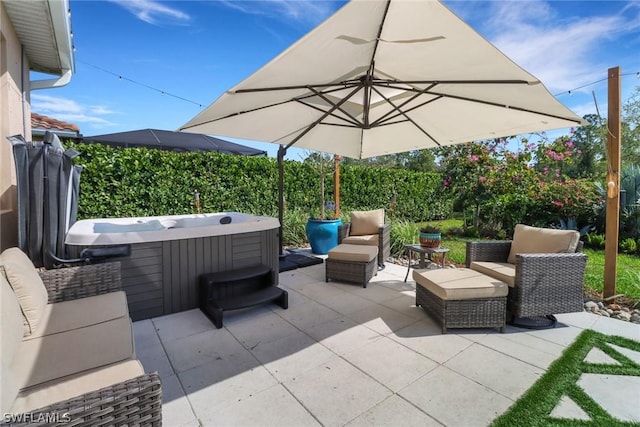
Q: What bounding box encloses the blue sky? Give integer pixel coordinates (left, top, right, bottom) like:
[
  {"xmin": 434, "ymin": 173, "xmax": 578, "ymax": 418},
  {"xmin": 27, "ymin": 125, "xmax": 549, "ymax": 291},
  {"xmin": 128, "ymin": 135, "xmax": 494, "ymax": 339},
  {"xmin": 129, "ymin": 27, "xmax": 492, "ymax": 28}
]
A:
[{"xmin": 32, "ymin": 0, "xmax": 640, "ymax": 159}]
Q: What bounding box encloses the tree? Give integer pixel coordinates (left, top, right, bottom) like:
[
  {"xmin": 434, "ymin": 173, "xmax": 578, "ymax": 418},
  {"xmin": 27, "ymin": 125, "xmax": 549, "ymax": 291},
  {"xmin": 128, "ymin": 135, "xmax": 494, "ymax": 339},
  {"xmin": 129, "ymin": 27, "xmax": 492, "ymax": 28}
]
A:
[
  {"xmin": 622, "ymin": 85, "xmax": 640, "ymax": 166},
  {"xmin": 566, "ymin": 114, "xmax": 607, "ymax": 179},
  {"xmin": 340, "ymin": 149, "xmax": 437, "ymax": 171},
  {"xmin": 302, "ymin": 151, "xmax": 335, "ymax": 218}
]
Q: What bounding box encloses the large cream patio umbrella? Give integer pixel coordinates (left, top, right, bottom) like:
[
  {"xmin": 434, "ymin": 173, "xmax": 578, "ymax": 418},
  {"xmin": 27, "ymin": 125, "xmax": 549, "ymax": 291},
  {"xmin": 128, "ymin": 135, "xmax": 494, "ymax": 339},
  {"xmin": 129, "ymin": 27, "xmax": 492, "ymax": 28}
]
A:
[{"xmin": 180, "ymin": 0, "xmax": 585, "ymax": 252}]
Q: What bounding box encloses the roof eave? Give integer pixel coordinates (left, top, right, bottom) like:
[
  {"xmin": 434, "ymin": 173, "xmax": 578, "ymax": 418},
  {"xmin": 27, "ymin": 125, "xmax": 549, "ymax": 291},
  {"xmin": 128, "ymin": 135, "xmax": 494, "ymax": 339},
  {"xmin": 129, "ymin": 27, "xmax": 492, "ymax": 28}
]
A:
[{"xmin": 3, "ymin": 0, "xmax": 75, "ymax": 76}]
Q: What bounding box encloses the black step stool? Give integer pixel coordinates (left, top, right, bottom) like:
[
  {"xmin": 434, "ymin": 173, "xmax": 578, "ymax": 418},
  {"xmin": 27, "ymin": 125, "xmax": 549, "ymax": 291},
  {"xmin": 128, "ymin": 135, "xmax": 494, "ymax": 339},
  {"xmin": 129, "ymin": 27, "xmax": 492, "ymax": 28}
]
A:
[{"xmin": 199, "ymin": 265, "xmax": 288, "ymax": 328}]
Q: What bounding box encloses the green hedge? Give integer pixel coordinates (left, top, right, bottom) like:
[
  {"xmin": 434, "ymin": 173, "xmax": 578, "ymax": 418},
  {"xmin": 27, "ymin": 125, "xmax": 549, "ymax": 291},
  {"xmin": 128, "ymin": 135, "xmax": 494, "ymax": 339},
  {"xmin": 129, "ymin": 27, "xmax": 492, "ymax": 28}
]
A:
[{"xmin": 70, "ymin": 143, "xmax": 452, "ymax": 221}]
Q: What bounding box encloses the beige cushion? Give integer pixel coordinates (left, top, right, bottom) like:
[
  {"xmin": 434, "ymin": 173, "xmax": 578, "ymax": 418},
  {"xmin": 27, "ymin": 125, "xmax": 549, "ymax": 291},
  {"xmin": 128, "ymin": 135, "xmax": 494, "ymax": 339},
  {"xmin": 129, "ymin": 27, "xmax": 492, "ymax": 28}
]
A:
[
  {"xmin": 350, "ymin": 209, "xmax": 384, "ymax": 236},
  {"xmin": 1, "ymin": 274, "xmax": 25, "ymax": 414},
  {"xmin": 342, "ymin": 234, "xmax": 379, "ymax": 247},
  {"xmin": 0, "ymin": 248, "xmax": 49, "ymax": 336},
  {"xmin": 25, "ymin": 291, "xmax": 129, "ymax": 340},
  {"xmin": 13, "ymin": 316, "xmax": 135, "ymax": 389},
  {"xmin": 470, "ymin": 262, "xmax": 516, "ymax": 287},
  {"xmin": 328, "ymin": 244, "xmax": 378, "ymax": 262},
  {"xmin": 12, "ymin": 359, "xmax": 144, "ymax": 413},
  {"xmin": 413, "ymin": 268, "xmax": 508, "ymax": 300},
  {"xmin": 507, "ymin": 224, "xmax": 580, "ymax": 264}
]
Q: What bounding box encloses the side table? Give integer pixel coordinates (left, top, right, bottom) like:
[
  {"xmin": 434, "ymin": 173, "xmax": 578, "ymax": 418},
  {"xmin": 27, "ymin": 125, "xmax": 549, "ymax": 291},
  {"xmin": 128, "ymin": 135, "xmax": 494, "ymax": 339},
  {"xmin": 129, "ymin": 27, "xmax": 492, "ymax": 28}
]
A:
[{"xmin": 404, "ymin": 244, "xmax": 450, "ymax": 282}]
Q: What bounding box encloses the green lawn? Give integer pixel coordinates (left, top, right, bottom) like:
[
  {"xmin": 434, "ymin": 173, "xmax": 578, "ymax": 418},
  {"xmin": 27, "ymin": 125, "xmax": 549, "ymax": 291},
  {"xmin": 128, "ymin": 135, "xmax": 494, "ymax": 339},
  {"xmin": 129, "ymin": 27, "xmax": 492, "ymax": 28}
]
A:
[{"xmin": 419, "ymin": 220, "xmax": 640, "ymax": 301}]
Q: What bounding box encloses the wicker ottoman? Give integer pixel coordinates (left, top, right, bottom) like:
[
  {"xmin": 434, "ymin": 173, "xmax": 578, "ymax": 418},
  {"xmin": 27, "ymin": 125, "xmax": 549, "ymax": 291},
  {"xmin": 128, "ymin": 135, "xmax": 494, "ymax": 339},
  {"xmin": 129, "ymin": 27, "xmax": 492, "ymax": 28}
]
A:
[
  {"xmin": 326, "ymin": 244, "xmax": 378, "ymax": 287},
  {"xmin": 413, "ymin": 268, "xmax": 508, "ymax": 333}
]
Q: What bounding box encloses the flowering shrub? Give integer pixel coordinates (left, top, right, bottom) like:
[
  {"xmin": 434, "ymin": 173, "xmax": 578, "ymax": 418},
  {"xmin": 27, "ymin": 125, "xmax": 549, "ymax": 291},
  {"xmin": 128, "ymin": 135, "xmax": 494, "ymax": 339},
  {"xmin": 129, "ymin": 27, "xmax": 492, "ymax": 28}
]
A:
[{"xmin": 437, "ymin": 135, "xmax": 602, "ymax": 235}]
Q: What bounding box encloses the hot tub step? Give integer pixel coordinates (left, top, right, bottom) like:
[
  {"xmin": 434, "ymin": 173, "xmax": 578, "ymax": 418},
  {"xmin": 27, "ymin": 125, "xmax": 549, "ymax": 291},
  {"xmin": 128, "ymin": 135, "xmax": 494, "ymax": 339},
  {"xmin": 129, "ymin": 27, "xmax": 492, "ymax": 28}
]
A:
[
  {"xmin": 199, "ymin": 265, "xmax": 287, "ymax": 328},
  {"xmin": 201, "ymin": 287, "xmax": 288, "ymax": 329}
]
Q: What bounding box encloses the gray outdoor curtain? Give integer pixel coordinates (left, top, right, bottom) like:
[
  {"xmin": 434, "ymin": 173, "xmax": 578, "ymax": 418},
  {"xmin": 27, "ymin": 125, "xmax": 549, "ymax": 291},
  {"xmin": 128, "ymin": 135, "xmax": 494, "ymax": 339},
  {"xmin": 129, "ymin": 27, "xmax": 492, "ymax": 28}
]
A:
[{"xmin": 9, "ymin": 132, "xmax": 82, "ymax": 268}]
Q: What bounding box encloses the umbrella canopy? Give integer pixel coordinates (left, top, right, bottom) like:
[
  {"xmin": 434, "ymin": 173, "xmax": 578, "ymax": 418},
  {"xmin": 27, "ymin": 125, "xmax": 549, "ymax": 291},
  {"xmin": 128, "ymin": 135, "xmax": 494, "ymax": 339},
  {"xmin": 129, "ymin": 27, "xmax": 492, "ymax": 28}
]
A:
[
  {"xmin": 181, "ymin": 0, "xmax": 585, "ymax": 158},
  {"xmin": 84, "ymin": 129, "xmax": 266, "ymax": 156}
]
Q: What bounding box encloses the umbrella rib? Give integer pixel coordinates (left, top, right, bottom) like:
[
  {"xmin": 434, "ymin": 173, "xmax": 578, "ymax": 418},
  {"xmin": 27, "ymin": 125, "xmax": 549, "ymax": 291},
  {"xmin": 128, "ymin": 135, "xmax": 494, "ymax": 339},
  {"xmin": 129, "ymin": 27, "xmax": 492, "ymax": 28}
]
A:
[
  {"xmin": 369, "ymin": 83, "xmax": 438, "ymax": 127},
  {"xmin": 368, "ymin": 0, "xmax": 392, "ymax": 77},
  {"xmin": 184, "ymin": 83, "xmax": 360, "ymax": 128},
  {"xmin": 308, "ymin": 87, "xmax": 363, "ymax": 126},
  {"xmin": 361, "ymin": 0, "xmax": 392, "ymax": 129},
  {"xmin": 233, "ymin": 80, "xmax": 362, "ymax": 94},
  {"xmin": 371, "ymin": 82, "xmax": 584, "ymax": 125},
  {"xmin": 376, "ymin": 79, "xmax": 532, "ymax": 85},
  {"xmin": 427, "ymin": 90, "xmax": 586, "ymax": 124},
  {"xmin": 295, "ymin": 99, "xmax": 361, "ymax": 127},
  {"xmin": 370, "ymin": 85, "xmax": 441, "ymax": 146},
  {"xmin": 375, "ymin": 95, "xmax": 443, "ymax": 126},
  {"xmin": 284, "ymin": 83, "xmax": 365, "ymax": 150}
]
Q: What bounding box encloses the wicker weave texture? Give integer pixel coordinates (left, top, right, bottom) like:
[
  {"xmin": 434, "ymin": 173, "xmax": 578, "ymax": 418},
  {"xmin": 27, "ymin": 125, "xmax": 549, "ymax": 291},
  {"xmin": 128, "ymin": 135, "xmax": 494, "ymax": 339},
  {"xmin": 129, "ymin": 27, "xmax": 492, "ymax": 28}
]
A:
[
  {"xmin": 465, "ymin": 241, "xmax": 511, "ymax": 267},
  {"xmin": 512, "ymin": 253, "xmax": 587, "ymax": 317},
  {"xmin": 38, "ymin": 262, "xmax": 122, "ymax": 304},
  {"xmin": 9, "ymin": 373, "xmax": 162, "ymax": 427},
  {"xmin": 20, "ymin": 262, "xmax": 163, "ymax": 426},
  {"xmin": 466, "ymin": 241, "xmax": 587, "ymax": 318},
  {"xmin": 416, "ymin": 284, "xmax": 506, "ymax": 333},
  {"xmin": 338, "ymin": 222, "xmax": 391, "ymax": 266},
  {"xmin": 326, "ymin": 258, "xmax": 376, "ymax": 287}
]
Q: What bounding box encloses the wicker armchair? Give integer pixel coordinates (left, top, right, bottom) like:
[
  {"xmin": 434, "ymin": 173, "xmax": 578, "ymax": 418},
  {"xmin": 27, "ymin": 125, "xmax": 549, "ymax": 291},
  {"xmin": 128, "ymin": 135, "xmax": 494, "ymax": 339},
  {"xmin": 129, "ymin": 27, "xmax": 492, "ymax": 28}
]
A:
[
  {"xmin": 4, "ymin": 262, "xmax": 162, "ymax": 426},
  {"xmin": 466, "ymin": 240, "xmax": 587, "ymax": 323},
  {"xmin": 338, "ymin": 222, "xmax": 391, "ymax": 267}
]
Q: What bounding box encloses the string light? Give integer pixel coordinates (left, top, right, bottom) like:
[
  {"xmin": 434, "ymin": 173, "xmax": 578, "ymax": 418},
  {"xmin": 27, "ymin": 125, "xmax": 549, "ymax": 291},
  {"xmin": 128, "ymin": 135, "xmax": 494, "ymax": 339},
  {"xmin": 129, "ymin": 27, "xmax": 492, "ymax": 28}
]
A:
[
  {"xmin": 554, "ymin": 70, "xmax": 640, "ymax": 97},
  {"xmin": 81, "ymin": 60, "xmax": 637, "ymax": 107},
  {"xmin": 79, "ymin": 60, "xmax": 205, "ymax": 108}
]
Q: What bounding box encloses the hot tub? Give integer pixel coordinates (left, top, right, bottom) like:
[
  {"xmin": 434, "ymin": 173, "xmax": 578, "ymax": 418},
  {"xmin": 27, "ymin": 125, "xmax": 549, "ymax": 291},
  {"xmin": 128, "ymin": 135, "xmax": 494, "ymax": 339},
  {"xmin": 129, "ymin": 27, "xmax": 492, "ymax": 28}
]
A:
[{"xmin": 65, "ymin": 212, "xmax": 280, "ymax": 320}]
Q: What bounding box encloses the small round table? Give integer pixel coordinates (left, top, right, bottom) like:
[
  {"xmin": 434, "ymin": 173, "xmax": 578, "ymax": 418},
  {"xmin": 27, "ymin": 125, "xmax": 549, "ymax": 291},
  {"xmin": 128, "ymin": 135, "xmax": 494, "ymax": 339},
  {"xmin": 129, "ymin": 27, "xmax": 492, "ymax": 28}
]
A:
[{"xmin": 404, "ymin": 244, "xmax": 450, "ymax": 282}]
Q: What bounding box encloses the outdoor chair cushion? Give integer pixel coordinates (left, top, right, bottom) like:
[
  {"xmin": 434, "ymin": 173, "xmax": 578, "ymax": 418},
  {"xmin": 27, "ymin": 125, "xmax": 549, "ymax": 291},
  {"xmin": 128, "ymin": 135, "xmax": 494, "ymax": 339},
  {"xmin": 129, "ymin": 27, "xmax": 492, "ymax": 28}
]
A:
[
  {"xmin": 0, "ymin": 248, "xmax": 49, "ymax": 336},
  {"xmin": 13, "ymin": 316, "xmax": 135, "ymax": 390},
  {"xmin": 507, "ymin": 224, "xmax": 580, "ymax": 264},
  {"xmin": 349, "ymin": 209, "xmax": 385, "ymax": 236},
  {"xmin": 11, "ymin": 359, "xmax": 145, "ymax": 414},
  {"xmin": 413, "ymin": 268, "xmax": 508, "ymax": 300},
  {"xmin": 24, "ymin": 291, "xmax": 129, "ymax": 340},
  {"xmin": 328, "ymin": 244, "xmax": 378, "ymax": 262},
  {"xmin": 342, "ymin": 234, "xmax": 379, "ymax": 246},
  {"xmin": 469, "ymin": 262, "xmax": 516, "ymax": 287},
  {"xmin": 1, "ymin": 274, "xmax": 24, "ymax": 414}
]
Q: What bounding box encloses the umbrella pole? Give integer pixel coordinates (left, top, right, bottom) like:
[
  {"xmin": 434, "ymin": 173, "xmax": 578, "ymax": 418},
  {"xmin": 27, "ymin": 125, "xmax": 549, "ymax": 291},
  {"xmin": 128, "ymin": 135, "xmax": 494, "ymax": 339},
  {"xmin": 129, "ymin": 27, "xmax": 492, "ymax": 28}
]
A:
[{"xmin": 278, "ymin": 145, "xmax": 286, "ymax": 256}]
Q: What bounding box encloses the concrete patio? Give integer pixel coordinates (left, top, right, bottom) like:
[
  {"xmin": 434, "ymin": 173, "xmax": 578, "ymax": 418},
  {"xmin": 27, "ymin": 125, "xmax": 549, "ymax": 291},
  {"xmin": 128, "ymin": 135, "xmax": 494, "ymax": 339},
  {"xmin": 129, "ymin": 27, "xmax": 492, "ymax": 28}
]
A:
[{"xmin": 133, "ymin": 261, "xmax": 640, "ymax": 426}]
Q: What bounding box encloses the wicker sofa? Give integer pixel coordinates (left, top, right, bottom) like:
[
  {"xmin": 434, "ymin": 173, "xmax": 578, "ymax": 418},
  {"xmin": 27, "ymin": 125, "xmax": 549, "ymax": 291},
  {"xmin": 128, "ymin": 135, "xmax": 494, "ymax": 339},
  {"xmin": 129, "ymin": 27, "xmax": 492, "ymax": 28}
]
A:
[
  {"xmin": 338, "ymin": 208, "xmax": 391, "ymax": 267},
  {"xmin": 465, "ymin": 224, "xmax": 587, "ymax": 324},
  {"xmin": 0, "ymin": 248, "xmax": 161, "ymax": 426}
]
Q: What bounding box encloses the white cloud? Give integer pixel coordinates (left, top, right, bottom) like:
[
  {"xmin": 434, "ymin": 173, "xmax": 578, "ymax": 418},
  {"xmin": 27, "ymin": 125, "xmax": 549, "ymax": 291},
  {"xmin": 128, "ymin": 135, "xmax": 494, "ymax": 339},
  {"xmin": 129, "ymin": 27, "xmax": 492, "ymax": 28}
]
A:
[
  {"xmin": 474, "ymin": 1, "xmax": 640, "ymax": 94},
  {"xmin": 31, "ymin": 94, "xmax": 118, "ymax": 128},
  {"xmin": 108, "ymin": 0, "xmax": 191, "ymax": 25},
  {"xmin": 218, "ymin": 0, "xmax": 338, "ymax": 25}
]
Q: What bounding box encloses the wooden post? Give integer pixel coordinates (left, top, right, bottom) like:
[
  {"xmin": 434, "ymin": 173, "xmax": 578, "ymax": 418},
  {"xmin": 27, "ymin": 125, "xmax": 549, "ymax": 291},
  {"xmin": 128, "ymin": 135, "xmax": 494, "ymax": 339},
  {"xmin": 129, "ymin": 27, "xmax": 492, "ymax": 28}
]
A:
[
  {"xmin": 604, "ymin": 66, "xmax": 621, "ymax": 300},
  {"xmin": 334, "ymin": 155, "xmax": 341, "ymax": 218}
]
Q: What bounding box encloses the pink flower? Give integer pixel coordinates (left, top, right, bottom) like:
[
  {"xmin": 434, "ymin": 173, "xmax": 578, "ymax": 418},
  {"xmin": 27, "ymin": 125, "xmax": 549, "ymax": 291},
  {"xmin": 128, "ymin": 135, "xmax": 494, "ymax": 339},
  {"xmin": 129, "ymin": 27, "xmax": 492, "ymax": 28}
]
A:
[
  {"xmin": 553, "ymin": 200, "xmax": 564, "ymax": 207},
  {"xmin": 566, "ymin": 141, "xmax": 574, "ymax": 148},
  {"xmin": 479, "ymin": 176, "xmax": 488, "ymax": 183}
]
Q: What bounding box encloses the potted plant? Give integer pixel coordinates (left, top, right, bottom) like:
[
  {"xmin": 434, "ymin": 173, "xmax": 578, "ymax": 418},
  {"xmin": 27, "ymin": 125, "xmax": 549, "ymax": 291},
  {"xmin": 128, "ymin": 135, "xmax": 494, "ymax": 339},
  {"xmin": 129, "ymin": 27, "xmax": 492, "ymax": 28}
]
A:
[
  {"xmin": 304, "ymin": 152, "xmax": 342, "ymax": 254},
  {"xmin": 419, "ymin": 224, "xmax": 441, "ymax": 248}
]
